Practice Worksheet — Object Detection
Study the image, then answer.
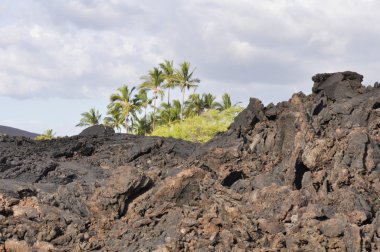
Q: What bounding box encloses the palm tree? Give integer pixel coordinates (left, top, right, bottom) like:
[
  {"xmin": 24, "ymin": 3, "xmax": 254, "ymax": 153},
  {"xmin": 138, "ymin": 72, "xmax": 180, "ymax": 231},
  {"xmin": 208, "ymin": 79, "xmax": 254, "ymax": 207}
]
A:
[
  {"xmin": 140, "ymin": 67, "xmax": 165, "ymax": 130},
  {"xmin": 135, "ymin": 113, "xmax": 153, "ymax": 135},
  {"xmin": 103, "ymin": 109, "xmax": 124, "ymax": 133},
  {"xmin": 134, "ymin": 89, "xmax": 151, "ymax": 124},
  {"xmin": 35, "ymin": 129, "xmax": 55, "ymax": 140},
  {"xmin": 185, "ymin": 94, "xmax": 203, "ymax": 117},
  {"xmin": 76, "ymin": 108, "xmax": 102, "ymax": 127},
  {"xmin": 158, "ymin": 100, "xmax": 182, "ymax": 125},
  {"xmin": 175, "ymin": 61, "xmax": 200, "ymax": 120},
  {"xmin": 215, "ymin": 93, "xmax": 241, "ymax": 111},
  {"xmin": 108, "ymin": 85, "xmax": 138, "ymax": 133},
  {"xmin": 171, "ymin": 100, "xmax": 182, "ymax": 120},
  {"xmin": 159, "ymin": 60, "xmax": 177, "ymax": 106},
  {"xmin": 201, "ymin": 93, "xmax": 218, "ymax": 110}
]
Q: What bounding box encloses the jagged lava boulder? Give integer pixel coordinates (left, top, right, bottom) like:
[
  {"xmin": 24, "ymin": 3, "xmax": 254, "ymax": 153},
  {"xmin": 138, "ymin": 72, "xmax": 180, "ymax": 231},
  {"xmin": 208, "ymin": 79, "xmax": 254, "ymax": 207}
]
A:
[{"xmin": 1, "ymin": 71, "xmax": 380, "ymax": 251}]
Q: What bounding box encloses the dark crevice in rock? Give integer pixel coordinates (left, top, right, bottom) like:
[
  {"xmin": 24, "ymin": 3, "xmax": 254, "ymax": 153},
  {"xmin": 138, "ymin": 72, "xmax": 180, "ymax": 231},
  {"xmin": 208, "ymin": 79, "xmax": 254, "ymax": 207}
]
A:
[
  {"xmin": 222, "ymin": 171, "xmax": 246, "ymax": 187},
  {"xmin": 372, "ymin": 102, "xmax": 380, "ymax": 110},
  {"xmin": 315, "ymin": 216, "xmax": 329, "ymax": 221},
  {"xmin": 0, "ymin": 208, "xmax": 13, "ymax": 217},
  {"xmin": 267, "ymin": 114, "xmax": 277, "ymax": 121},
  {"xmin": 360, "ymin": 216, "xmax": 373, "ymax": 226},
  {"xmin": 35, "ymin": 163, "xmax": 59, "ymax": 183},
  {"xmin": 294, "ymin": 160, "xmax": 310, "ymax": 190},
  {"xmin": 312, "ymin": 100, "xmax": 325, "ymax": 116},
  {"xmin": 327, "ymin": 180, "xmax": 333, "ymax": 193},
  {"xmin": 18, "ymin": 188, "xmax": 37, "ymax": 199},
  {"xmin": 118, "ymin": 180, "xmax": 154, "ymax": 218},
  {"xmin": 265, "ymin": 103, "xmax": 277, "ymax": 121}
]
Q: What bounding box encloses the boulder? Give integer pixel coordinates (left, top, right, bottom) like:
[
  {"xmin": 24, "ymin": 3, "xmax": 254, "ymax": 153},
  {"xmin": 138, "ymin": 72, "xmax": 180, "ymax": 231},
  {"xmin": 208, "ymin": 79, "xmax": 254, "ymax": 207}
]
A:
[
  {"xmin": 312, "ymin": 71, "xmax": 363, "ymax": 101},
  {"xmin": 79, "ymin": 124, "xmax": 115, "ymax": 136}
]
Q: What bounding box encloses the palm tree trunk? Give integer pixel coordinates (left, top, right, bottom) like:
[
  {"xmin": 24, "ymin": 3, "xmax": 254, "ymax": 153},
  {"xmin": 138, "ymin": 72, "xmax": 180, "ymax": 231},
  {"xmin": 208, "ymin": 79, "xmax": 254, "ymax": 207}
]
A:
[
  {"xmin": 125, "ymin": 117, "xmax": 129, "ymax": 134},
  {"xmin": 168, "ymin": 88, "xmax": 171, "ymax": 125},
  {"xmin": 167, "ymin": 88, "xmax": 171, "ymax": 106},
  {"xmin": 153, "ymin": 95, "xmax": 157, "ymax": 130},
  {"xmin": 181, "ymin": 88, "xmax": 185, "ymax": 121},
  {"xmin": 144, "ymin": 106, "xmax": 147, "ymax": 135}
]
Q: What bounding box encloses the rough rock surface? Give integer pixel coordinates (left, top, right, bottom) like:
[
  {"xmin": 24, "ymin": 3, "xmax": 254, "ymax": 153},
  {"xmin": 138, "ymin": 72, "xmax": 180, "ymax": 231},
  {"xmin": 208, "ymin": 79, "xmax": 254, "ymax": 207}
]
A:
[{"xmin": 1, "ymin": 71, "xmax": 380, "ymax": 251}]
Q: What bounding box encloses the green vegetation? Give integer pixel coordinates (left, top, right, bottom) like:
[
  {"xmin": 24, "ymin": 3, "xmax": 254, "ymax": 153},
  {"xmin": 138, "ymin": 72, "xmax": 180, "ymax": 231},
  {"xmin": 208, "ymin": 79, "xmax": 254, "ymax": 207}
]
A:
[
  {"xmin": 159, "ymin": 60, "xmax": 175, "ymax": 106},
  {"xmin": 140, "ymin": 67, "xmax": 165, "ymax": 130},
  {"xmin": 76, "ymin": 108, "xmax": 102, "ymax": 127},
  {"xmin": 76, "ymin": 60, "xmax": 243, "ymax": 142},
  {"xmin": 106, "ymin": 85, "xmax": 138, "ymax": 133},
  {"xmin": 35, "ymin": 129, "xmax": 56, "ymax": 140},
  {"xmin": 151, "ymin": 107, "xmax": 243, "ymax": 143},
  {"xmin": 216, "ymin": 93, "xmax": 235, "ymax": 110},
  {"xmin": 175, "ymin": 61, "xmax": 200, "ymax": 120}
]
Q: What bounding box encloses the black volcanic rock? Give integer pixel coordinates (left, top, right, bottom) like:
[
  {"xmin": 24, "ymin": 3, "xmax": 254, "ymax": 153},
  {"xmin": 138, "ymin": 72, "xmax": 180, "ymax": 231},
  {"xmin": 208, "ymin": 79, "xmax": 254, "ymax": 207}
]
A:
[
  {"xmin": 1, "ymin": 71, "xmax": 380, "ymax": 251},
  {"xmin": 79, "ymin": 124, "xmax": 115, "ymax": 136},
  {"xmin": 312, "ymin": 71, "xmax": 364, "ymax": 101}
]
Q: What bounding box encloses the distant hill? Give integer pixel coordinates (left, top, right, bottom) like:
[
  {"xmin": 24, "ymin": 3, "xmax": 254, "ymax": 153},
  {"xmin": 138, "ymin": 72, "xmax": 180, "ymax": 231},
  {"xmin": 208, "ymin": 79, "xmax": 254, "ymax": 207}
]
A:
[{"xmin": 0, "ymin": 125, "xmax": 39, "ymax": 138}]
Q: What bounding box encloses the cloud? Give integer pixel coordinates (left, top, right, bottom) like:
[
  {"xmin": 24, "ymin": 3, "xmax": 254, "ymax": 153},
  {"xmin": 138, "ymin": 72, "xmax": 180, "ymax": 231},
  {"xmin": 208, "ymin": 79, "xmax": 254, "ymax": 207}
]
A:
[
  {"xmin": 2, "ymin": 0, "xmax": 380, "ymax": 136},
  {"xmin": 35, "ymin": 1, "xmax": 145, "ymax": 30},
  {"xmin": 1, "ymin": 0, "xmax": 380, "ymax": 104}
]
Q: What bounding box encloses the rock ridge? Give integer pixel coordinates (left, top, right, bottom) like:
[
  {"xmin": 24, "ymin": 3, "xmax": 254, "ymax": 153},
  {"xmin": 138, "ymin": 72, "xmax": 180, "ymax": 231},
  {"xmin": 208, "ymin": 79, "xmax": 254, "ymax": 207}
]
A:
[{"xmin": 1, "ymin": 71, "xmax": 380, "ymax": 251}]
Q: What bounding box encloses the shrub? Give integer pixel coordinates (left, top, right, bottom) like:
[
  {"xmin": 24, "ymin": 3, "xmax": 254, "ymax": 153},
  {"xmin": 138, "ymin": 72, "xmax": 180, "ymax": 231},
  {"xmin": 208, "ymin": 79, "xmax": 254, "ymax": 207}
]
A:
[{"xmin": 151, "ymin": 106, "xmax": 243, "ymax": 143}]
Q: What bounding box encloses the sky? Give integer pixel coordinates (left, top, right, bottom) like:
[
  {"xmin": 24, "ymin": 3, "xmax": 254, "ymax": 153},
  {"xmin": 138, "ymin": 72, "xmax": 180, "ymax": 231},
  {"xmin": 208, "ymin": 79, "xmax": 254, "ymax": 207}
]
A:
[{"xmin": 1, "ymin": 0, "xmax": 380, "ymax": 136}]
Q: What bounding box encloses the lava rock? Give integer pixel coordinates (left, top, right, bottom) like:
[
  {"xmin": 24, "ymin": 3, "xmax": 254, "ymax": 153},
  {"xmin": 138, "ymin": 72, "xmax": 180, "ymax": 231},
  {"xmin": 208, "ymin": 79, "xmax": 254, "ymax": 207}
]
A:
[
  {"xmin": 1, "ymin": 71, "xmax": 380, "ymax": 251},
  {"xmin": 312, "ymin": 71, "xmax": 363, "ymax": 101},
  {"xmin": 79, "ymin": 124, "xmax": 115, "ymax": 136}
]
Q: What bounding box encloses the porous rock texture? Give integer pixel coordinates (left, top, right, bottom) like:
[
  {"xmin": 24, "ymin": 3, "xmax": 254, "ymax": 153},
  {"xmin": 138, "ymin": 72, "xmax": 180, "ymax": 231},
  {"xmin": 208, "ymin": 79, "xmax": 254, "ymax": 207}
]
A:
[{"xmin": 1, "ymin": 71, "xmax": 380, "ymax": 251}]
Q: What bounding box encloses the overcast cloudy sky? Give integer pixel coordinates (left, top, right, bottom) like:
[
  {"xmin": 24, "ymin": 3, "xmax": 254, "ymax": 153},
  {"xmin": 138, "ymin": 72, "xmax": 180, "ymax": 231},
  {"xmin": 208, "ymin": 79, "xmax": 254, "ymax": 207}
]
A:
[{"xmin": 1, "ymin": 0, "xmax": 380, "ymax": 135}]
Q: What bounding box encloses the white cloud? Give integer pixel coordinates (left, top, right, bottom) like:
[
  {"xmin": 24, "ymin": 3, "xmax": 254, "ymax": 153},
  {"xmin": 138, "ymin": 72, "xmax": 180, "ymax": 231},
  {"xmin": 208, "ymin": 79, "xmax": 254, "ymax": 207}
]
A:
[{"xmin": 1, "ymin": 0, "xmax": 380, "ymax": 135}]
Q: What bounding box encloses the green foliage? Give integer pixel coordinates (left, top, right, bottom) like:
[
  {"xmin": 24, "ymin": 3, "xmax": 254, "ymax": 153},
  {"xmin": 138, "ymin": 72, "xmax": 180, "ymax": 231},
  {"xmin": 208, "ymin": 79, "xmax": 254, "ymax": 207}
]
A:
[
  {"xmin": 216, "ymin": 93, "xmax": 242, "ymax": 111},
  {"xmin": 134, "ymin": 112, "xmax": 153, "ymax": 135},
  {"xmin": 201, "ymin": 93, "xmax": 218, "ymax": 110},
  {"xmin": 175, "ymin": 61, "xmax": 200, "ymax": 120},
  {"xmin": 76, "ymin": 108, "xmax": 102, "ymax": 127},
  {"xmin": 132, "ymin": 89, "xmax": 153, "ymax": 135},
  {"xmin": 140, "ymin": 67, "xmax": 165, "ymax": 130},
  {"xmin": 134, "ymin": 89, "xmax": 152, "ymax": 112},
  {"xmin": 159, "ymin": 60, "xmax": 176, "ymax": 105},
  {"xmin": 185, "ymin": 93, "xmax": 203, "ymax": 117},
  {"xmin": 85, "ymin": 60, "xmax": 242, "ymax": 139},
  {"xmin": 157, "ymin": 100, "xmax": 182, "ymax": 125},
  {"xmin": 103, "ymin": 109, "xmax": 124, "ymax": 132},
  {"xmin": 107, "ymin": 85, "xmax": 138, "ymax": 133},
  {"xmin": 151, "ymin": 106, "xmax": 243, "ymax": 143},
  {"xmin": 35, "ymin": 129, "xmax": 56, "ymax": 140}
]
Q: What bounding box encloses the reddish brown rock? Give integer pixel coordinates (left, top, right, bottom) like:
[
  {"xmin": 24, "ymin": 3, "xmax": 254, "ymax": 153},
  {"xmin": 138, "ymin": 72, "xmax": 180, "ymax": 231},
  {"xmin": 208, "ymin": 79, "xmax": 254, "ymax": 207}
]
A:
[{"xmin": 1, "ymin": 71, "xmax": 380, "ymax": 251}]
